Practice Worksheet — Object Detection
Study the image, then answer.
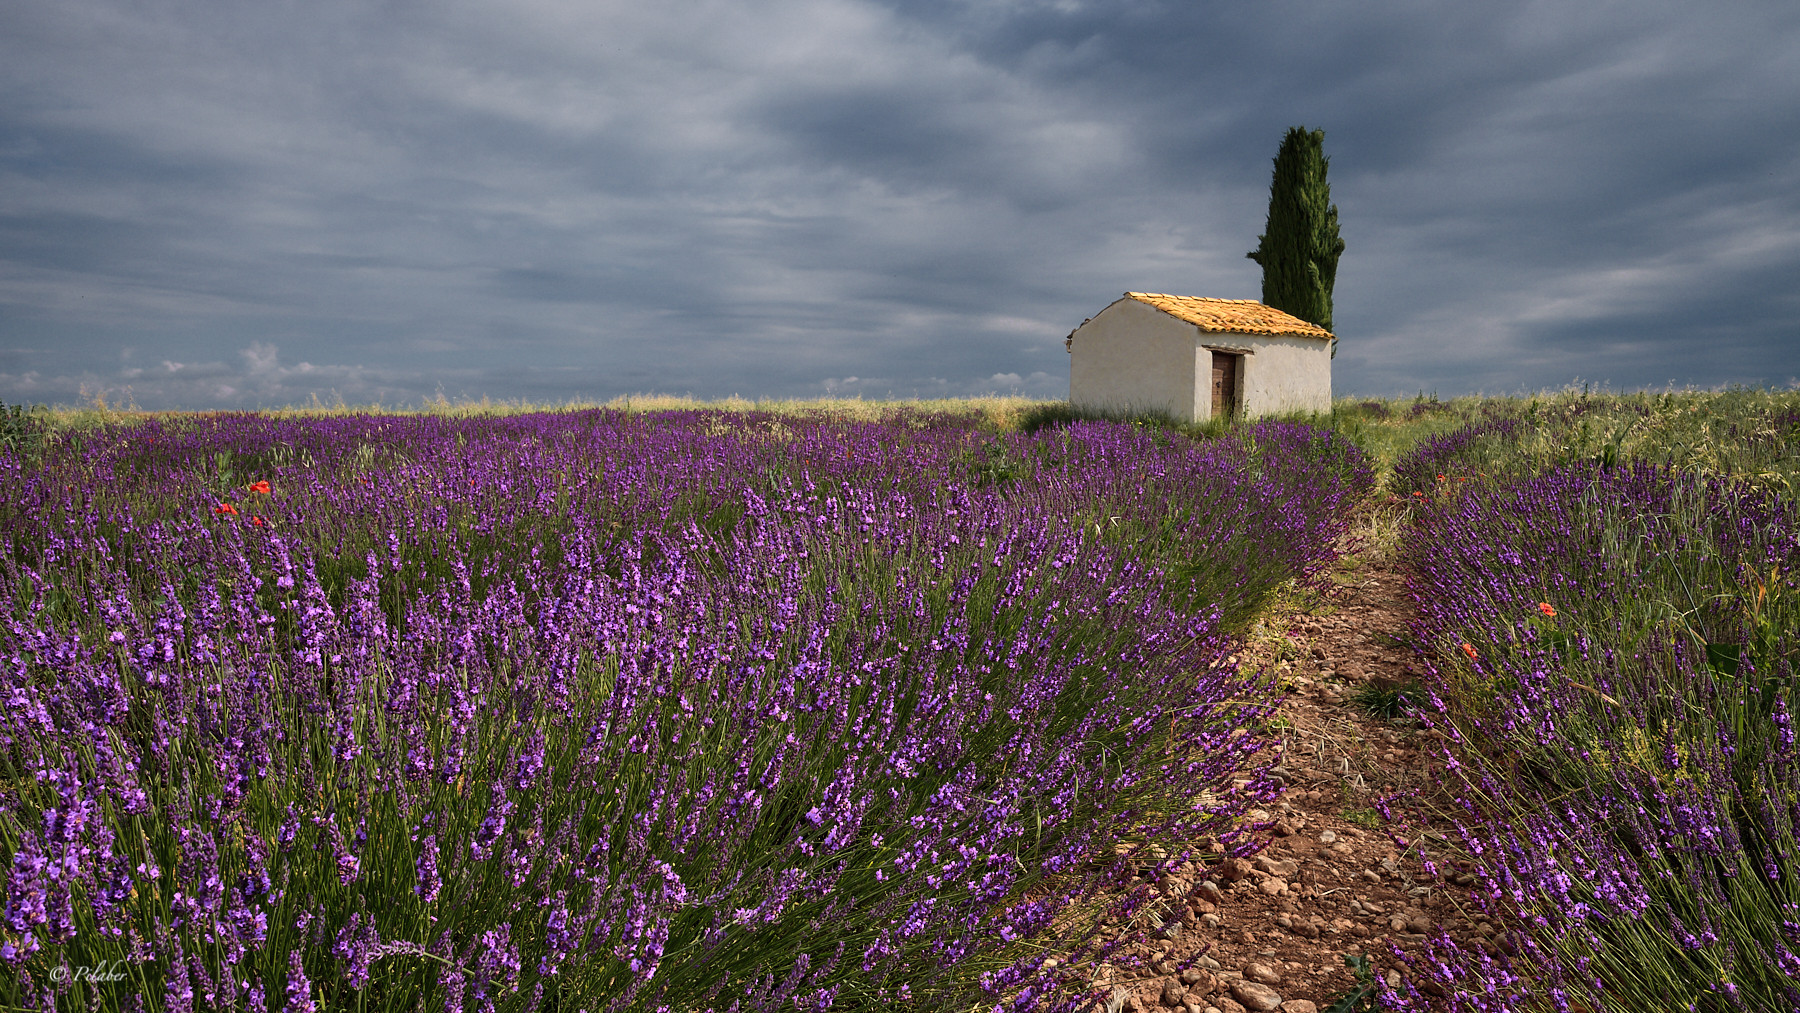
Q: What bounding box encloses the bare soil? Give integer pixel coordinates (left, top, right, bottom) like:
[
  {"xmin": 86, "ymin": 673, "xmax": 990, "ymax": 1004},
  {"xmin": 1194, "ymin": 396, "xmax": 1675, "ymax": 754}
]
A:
[{"xmin": 1067, "ymin": 525, "xmax": 1502, "ymax": 1013}]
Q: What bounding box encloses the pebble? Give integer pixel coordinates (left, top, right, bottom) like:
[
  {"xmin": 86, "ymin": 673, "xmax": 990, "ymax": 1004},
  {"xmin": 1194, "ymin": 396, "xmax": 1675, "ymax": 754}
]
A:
[
  {"xmin": 1197, "ymin": 955, "xmax": 1222, "ymax": 970},
  {"xmin": 1283, "ymin": 1003, "xmax": 1319, "ymax": 1013},
  {"xmin": 1254, "ymin": 856, "xmax": 1299, "ymax": 877},
  {"xmin": 1228, "ymin": 980, "xmax": 1284, "ymax": 1011},
  {"xmin": 1243, "ymin": 962, "xmax": 1282, "ymax": 986},
  {"xmin": 1181, "ymin": 968, "xmax": 1210, "ymax": 987},
  {"xmin": 1316, "ymin": 830, "xmax": 1338, "ymax": 845},
  {"xmin": 1162, "ymin": 981, "xmax": 1187, "ymax": 1007},
  {"xmin": 1257, "ymin": 877, "xmax": 1288, "ymax": 896},
  {"xmin": 1214, "ymin": 1000, "xmax": 1248, "ymax": 1013}
]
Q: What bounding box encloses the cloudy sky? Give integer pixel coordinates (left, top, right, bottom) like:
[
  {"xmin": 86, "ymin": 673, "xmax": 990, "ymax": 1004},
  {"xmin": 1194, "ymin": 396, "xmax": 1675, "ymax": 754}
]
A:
[{"xmin": 2, "ymin": 0, "xmax": 1796, "ymax": 410}]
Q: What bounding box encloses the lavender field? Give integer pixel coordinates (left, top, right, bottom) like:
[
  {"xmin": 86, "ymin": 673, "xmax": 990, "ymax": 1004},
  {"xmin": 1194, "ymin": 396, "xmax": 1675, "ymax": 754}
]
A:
[
  {"xmin": 0, "ymin": 408, "xmax": 1368, "ymax": 1012},
  {"xmin": 1362, "ymin": 391, "xmax": 1800, "ymax": 1012}
]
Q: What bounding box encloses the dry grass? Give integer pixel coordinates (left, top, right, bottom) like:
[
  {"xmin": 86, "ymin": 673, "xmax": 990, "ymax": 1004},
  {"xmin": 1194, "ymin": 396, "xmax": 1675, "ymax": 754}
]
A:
[
  {"xmin": 1344, "ymin": 500, "xmax": 1410, "ymax": 569},
  {"xmin": 24, "ymin": 392, "xmax": 1059, "ymax": 432}
]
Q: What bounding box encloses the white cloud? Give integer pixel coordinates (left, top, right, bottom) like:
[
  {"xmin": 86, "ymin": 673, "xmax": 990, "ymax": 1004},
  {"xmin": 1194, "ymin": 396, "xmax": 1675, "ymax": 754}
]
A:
[{"xmin": 0, "ymin": 342, "xmax": 427, "ymax": 410}]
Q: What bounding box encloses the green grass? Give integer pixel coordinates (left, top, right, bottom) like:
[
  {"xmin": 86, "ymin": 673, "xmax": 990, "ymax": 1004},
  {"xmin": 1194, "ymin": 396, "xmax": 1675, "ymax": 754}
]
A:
[
  {"xmin": 1323, "ymin": 384, "xmax": 1800, "ymax": 493},
  {"xmin": 1351, "ymin": 680, "xmax": 1425, "ymax": 721}
]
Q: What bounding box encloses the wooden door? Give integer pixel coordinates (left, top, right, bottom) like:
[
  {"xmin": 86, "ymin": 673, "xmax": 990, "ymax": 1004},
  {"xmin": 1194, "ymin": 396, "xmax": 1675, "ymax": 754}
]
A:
[{"xmin": 1210, "ymin": 352, "xmax": 1238, "ymax": 419}]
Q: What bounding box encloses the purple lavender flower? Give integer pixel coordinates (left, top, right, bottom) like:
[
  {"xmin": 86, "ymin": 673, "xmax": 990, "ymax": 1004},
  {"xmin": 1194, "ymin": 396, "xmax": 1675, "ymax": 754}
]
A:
[
  {"xmin": 415, "ymin": 834, "xmax": 442, "ymax": 904},
  {"xmin": 284, "ymin": 948, "xmax": 317, "ymax": 1013}
]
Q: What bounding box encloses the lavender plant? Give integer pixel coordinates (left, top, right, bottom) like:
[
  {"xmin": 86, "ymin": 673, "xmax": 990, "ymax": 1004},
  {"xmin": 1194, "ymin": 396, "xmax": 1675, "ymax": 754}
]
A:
[
  {"xmin": 1388, "ymin": 419, "xmax": 1523, "ymax": 498},
  {"xmin": 1386, "ymin": 460, "xmax": 1800, "ymax": 1011},
  {"xmin": 0, "ymin": 410, "xmax": 1368, "ymax": 1012}
]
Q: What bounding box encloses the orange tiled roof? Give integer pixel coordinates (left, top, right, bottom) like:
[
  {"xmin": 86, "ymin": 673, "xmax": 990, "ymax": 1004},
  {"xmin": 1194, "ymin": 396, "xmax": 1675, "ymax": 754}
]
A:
[{"xmin": 1124, "ymin": 293, "xmax": 1333, "ymax": 340}]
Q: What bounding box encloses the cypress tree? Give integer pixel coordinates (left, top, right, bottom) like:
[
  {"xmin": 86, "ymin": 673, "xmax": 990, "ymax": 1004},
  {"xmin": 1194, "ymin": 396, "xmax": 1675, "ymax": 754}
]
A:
[{"xmin": 1246, "ymin": 127, "xmax": 1345, "ymax": 356}]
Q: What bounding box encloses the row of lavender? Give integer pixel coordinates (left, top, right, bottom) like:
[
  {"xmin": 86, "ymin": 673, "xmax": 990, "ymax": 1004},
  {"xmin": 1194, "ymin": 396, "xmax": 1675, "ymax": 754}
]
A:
[
  {"xmin": 1383, "ymin": 408, "xmax": 1800, "ymax": 1011},
  {"xmin": 0, "ymin": 410, "xmax": 1368, "ymax": 1012}
]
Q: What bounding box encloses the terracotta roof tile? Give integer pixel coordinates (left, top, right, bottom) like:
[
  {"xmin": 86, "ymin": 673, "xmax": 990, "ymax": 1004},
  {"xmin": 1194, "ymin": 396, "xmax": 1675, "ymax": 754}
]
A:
[{"xmin": 1125, "ymin": 292, "xmax": 1333, "ymax": 340}]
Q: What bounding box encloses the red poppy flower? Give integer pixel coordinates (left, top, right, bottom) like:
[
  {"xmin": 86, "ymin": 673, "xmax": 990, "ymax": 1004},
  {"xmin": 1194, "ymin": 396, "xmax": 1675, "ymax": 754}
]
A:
[
  {"xmin": 214, "ymin": 502, "xmax": 239, "ymax": 516},
  {"xmin": 1461, "ymin": 643, "xmax": 1478, "ymax": 661},
  {"xmin": 1413, "ymin": 491, "xmax": 1426, "ymax": 498},
  {"xmin": 1436, "ymin": 474, "xmax": 1446, "ymax": 482},
  {"xmin": 250, "ymin": 515, "xmax": 267, "ymax": 527},
  {"xmin": 1538, "ymin": 602, "xmax": 1556, "ymax": 618},
  {"xmin": 248, "ymin": 480, "xmax": 271, "ymax": 494}
]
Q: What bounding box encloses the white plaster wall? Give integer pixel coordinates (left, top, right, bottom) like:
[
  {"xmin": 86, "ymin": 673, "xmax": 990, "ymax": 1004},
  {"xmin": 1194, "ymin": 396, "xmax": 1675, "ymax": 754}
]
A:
[
  {"xmin": 1069, "ymin": 299, "xmax": 1198, "ymax": 420},
  {"xmin": 1235, "ymin": 334, "xmax": 1333, "ymax": 416}
]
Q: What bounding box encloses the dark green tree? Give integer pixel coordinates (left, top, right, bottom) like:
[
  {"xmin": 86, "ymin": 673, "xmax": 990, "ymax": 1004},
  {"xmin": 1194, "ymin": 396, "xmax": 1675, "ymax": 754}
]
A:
[{"xmin": 1246, "ymin": 126, "xmax": 1345, "ymax": 356}]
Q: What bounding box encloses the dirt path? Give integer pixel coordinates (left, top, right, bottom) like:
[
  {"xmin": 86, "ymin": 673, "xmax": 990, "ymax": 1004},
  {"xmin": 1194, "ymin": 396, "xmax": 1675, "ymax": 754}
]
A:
[{"xmin": 1076, "ymin": 522, "xmax": 1498, "ymax": 1012}]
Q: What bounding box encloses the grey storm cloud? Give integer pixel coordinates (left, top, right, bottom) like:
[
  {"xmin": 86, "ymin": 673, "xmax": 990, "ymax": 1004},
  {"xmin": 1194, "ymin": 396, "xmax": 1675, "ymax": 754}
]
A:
[{"xmin": 2, "ymin": 0, "xmax": 1797, "ymax": 410}]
